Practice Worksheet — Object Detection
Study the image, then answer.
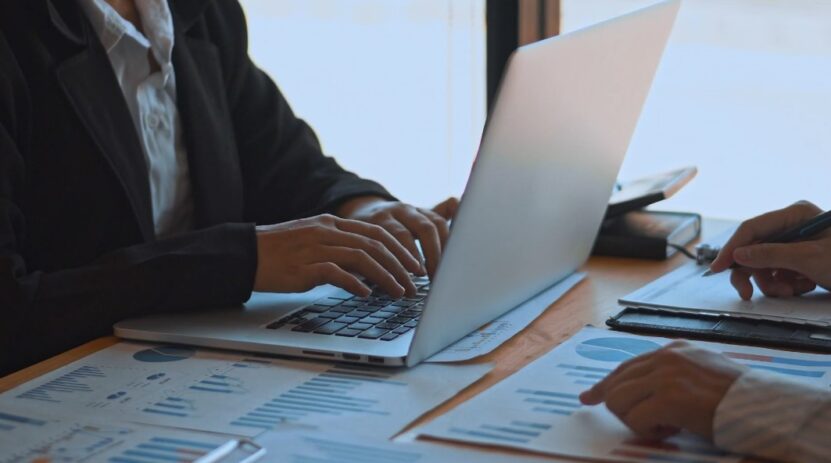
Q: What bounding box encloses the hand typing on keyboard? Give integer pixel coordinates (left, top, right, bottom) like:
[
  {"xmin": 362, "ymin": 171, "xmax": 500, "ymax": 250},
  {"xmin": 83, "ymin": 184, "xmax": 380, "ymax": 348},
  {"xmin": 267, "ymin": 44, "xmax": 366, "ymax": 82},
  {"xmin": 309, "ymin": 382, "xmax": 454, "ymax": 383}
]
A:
[
  {"xmin": 253, "ymin": 214, "xmax": 423, "ymax": 298},
  {"xmin": 267, "ymin": 276, "xmax": 431, "ymax": 340},
  {"xmin": 337, "ymin": 197, "xmax": 459, "ymax": 278}
]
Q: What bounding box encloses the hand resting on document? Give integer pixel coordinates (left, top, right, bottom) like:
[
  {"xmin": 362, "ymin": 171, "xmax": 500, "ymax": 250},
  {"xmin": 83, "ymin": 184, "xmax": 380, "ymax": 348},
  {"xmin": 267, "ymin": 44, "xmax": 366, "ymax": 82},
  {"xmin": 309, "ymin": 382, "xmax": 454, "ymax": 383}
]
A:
[{"xmin": 579, "ymin": 341, "xmax": 746, "ymax": 440}]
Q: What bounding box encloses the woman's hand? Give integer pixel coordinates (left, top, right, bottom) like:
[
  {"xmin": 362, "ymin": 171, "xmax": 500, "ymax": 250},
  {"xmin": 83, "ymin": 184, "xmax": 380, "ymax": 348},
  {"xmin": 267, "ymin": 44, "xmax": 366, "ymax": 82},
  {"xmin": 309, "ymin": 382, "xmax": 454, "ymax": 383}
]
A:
[
  {"xmin": 254, "ymin": 214, "xmax": 423, "ymax": 297},
  {"xmin": 337, "ymin": 197, "xmax": 460, "ymax": 277},
  {"xmin": 709, "ymin": 201, "xmax": 831, "ymax": 299},
  {"xmin": 580, "ymin": 341, "xmax": 746, "ymax": 440}
]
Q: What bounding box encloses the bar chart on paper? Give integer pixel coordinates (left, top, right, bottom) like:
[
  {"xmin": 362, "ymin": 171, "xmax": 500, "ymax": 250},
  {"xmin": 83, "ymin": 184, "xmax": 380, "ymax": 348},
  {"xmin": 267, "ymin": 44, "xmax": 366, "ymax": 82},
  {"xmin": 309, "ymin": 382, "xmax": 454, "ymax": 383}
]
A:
[
  {"xmin": 255, "ymin": 430, "xmax": 557, "ymax": 463},
  {"xmin": 229, "ymin": 363, "xmax": 404, "ymax": 432},
  {"xmin": 0, "ymin": 406, "xmax": 229, "ymax": 463},
  {"xmin": 0, "ymin": 342, "xmax": 491, "ymax": 438},
  {"xmin": 418, "ymin": 326, "xmax": 831, "ymax": 463}
]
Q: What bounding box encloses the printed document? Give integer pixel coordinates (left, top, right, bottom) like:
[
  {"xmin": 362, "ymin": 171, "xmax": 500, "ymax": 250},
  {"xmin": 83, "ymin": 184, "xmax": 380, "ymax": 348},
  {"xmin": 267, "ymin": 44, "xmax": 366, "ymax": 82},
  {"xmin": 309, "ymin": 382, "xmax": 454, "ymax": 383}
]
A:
[{"xmin": 418, "ymin": 326, "xmax": 831, "ymax": 463}]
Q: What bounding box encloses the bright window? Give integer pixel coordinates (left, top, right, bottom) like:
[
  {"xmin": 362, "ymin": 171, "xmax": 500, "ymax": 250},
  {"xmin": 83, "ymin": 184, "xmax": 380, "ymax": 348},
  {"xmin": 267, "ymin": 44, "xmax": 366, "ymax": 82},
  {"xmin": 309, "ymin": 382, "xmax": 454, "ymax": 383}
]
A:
[
  {"xmin": 240, "ymin": 0, "xmax": 486, "ymax": 210},
  {"xmin": 564, "ymin": 0, "xmax": 831, "ymax": 219}
]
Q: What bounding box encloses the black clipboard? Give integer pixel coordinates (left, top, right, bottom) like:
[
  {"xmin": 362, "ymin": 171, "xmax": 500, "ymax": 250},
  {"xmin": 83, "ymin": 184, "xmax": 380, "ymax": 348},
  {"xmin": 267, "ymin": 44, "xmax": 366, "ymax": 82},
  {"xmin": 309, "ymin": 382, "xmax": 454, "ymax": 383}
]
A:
[{"xmin": 607, "ymin": 306, "xmax": 831, "ymax": 353}]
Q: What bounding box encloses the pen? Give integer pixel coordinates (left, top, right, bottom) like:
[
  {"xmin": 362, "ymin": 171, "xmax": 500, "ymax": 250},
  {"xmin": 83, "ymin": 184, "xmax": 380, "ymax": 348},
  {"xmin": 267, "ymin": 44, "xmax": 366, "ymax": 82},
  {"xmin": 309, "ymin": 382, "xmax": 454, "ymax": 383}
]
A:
[{"xmin": 702, "ymin": 209, "xmax": 831, "ymax": 277}]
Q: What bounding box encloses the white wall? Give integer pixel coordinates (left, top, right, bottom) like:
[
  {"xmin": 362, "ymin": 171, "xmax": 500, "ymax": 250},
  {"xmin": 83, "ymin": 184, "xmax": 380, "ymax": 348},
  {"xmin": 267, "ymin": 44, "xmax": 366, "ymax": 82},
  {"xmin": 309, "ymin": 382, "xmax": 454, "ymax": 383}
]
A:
[
  {"xmin": 239, "ymin": 0, "xmax": 486, "ymax": 209},
  {"xmin": 564, "ymin": 0, "xmax": 831, "ymax": 220}
]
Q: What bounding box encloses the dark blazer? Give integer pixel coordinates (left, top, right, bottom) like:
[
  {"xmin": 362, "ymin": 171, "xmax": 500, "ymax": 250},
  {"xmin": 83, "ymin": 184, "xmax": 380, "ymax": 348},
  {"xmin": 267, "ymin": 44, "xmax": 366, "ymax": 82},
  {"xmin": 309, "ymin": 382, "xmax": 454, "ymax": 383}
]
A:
[{"xmin": 0, "ymin": 0, "xmax": 392, "ymax": 375}]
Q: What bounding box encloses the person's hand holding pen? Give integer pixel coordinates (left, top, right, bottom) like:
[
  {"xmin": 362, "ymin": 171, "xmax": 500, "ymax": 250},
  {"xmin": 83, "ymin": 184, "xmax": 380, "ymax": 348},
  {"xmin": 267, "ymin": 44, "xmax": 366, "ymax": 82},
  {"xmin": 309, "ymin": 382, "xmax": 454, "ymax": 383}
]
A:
[{"xmin": 708, "ymin": 201, "xmax": 831, "ymax": 300}]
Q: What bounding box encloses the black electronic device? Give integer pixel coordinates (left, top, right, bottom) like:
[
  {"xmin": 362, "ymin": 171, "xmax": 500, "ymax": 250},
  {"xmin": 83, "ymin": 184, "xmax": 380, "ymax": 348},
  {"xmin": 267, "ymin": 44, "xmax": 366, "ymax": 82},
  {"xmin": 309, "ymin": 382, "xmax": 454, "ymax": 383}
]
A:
[
  {"xmin": 593, "ymin": 210, "xmax": 701, "ymax": 260},
  {"xmin": 606, "ymin": 166, "xmax": 697, "ymax": 219}
]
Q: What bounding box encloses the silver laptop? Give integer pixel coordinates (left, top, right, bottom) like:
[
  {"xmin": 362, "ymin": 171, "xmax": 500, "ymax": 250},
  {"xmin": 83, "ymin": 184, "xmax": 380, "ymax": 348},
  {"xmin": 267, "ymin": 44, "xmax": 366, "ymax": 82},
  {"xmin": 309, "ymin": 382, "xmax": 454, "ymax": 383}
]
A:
[{"xmin": 115, "ymin": 1, "xmax": 679, "ymax": 367}]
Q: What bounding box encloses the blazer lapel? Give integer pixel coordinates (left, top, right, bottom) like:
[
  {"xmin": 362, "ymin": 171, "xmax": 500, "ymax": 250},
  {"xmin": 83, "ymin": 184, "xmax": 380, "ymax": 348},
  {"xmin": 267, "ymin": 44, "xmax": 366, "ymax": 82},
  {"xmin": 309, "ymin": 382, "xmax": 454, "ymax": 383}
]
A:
[
  {"xmin": 49, "ymin": 2, "xmax": 156, "ymax": 241},
  {"xmin": 171, "ymin": 32, "xmax": 244, "ymax": 227}
]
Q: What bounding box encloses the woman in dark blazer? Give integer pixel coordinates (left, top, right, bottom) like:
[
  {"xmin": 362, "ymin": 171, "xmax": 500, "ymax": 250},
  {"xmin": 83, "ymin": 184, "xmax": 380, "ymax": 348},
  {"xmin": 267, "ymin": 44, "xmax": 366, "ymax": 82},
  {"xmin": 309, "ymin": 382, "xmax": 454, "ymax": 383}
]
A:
[{"xmin": 0, "ymin": 0, "xmax": 455, "ymax": 375}]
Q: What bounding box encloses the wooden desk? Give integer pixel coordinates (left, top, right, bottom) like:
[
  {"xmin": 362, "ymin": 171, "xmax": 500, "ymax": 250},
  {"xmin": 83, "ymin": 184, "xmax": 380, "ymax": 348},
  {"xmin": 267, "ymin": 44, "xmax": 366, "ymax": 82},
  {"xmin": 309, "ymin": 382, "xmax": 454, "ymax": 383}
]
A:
[{"xmin": 0, "ymin": 219, "xmax": 736, "ymax": 459}]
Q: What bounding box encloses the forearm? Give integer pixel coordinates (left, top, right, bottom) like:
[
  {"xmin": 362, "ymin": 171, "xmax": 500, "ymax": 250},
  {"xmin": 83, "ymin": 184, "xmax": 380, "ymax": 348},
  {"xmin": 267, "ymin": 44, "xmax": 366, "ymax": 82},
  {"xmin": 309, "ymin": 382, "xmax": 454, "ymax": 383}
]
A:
[
  {"xmin": 714, "ymin": 370, "xmax": 831, "ymax": 463},
  {"xmin": 1, "ymin": 223, "xmax": 258, "ymax": 376}
]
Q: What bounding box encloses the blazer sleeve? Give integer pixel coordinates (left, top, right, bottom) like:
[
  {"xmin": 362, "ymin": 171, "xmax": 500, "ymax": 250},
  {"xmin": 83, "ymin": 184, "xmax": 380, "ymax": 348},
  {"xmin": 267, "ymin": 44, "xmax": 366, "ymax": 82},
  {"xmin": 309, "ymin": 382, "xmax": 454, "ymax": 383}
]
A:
[
  {"xmin": 216, "ymin": 2, "xmax": 395, "ymax": 224},
  {"xmin": 0, "ymin": 33, "xmax": 257, "ymax": 375}
]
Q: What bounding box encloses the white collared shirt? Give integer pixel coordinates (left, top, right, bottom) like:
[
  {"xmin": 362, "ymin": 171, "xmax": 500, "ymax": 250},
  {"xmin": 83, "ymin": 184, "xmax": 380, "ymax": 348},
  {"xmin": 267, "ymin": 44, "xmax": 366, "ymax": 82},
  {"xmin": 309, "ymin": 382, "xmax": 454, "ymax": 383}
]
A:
[
  {"xmin": 714, "ymin": 370, "xmax": 831, "ymax": 463},
  {"xmin": 79, "ymin": 0, "xmax": 194, "ymax": 238}
]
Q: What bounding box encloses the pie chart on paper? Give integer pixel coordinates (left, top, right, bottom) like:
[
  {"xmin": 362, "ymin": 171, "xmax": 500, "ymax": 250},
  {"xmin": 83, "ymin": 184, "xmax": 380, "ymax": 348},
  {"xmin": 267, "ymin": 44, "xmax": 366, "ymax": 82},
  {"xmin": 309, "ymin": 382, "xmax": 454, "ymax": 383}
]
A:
[
  {"xmin": 133, "ymin": 346, "xmax": 195, "ymax": 363},
  {"xmin": 575, "ymin": 337, "xmax": 661, "ymax": 362}
]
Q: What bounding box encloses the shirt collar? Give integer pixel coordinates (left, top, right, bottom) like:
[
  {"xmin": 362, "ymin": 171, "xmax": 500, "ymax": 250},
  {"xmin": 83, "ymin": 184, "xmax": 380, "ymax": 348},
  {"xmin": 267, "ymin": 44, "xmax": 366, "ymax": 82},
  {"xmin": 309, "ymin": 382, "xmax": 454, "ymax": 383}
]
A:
[{"xmin": 77, "ymin": 0, "xmax": 175, "ymax": 81}]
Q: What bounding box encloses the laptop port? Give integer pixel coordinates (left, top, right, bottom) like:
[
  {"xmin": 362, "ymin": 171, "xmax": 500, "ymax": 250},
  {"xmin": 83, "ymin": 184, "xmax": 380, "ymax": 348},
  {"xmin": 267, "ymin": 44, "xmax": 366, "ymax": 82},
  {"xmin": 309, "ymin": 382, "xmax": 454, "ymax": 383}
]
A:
[{"xmin": 301, "ymin": 350, "xmax": 335, "ymax": 357}]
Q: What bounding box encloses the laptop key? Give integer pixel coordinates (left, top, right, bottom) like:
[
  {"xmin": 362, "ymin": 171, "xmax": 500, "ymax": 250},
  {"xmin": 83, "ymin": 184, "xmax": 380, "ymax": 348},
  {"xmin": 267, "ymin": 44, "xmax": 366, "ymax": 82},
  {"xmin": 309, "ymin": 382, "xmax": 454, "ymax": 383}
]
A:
[
  {"xmin": 380, "ymin": 333, "xmax": 400, "ymax": 341},
  {"xmin": 349, "ymin": 322, "xmax": 373, "ymax": 331},
  {"xmin": 328, "ymin": 289, "xmax": 356, "ymax": 300},
  {"xmin": 358, "ymin": 328, "xmax": 389, "ymax": 339},
  {"xmin": 314, "ymin": 321, "xmax": 348, "ymax": 335},
  {"xmin": 379, "ymin": 307, "xmax": 404, "ymax": 315},
  {"xmin": 362, "ymin": 317, "xmax": 385, "ymax": 325},
  {"xmin": 404, "ymin": 320, "xmax": 419, "ymax": 328},
  {"xmin": 376, "ymin": 322, "xmax": 400, "ymax": 330},
  {"xmin": 331, "ymin": 306, "xmax": 353, "ymax": 313},
  {"xmin": 389, "ymin": 316, "xmax": 411, "ymax": 325},
  {"xmin": 292, "ymin": 318, "xmax": 329, "ymax": 332},
  {"xmin": 347, "ymin": 310, "xmax": 372, "ymax": 319},
  {"xmin": 335, "ymin": 328, "xmax": 363, "ymax": 337},
  {"xmin": 371, "ymin": 311, "xmax": 394, "ymax": 320},
  {"xmin": 318, "ymin": 311, "xmax": 342, "ymax": 319},
  {"xmin": 335, "ymin": 316, "xmax": 360, "ymax": 324},
  {"xmin": 305, "ymin": 305, "xmax": 330, "ymax": 313},
  {"xmin": 392, "ymin": 326, "xmax": 412, "ymax": 334}
]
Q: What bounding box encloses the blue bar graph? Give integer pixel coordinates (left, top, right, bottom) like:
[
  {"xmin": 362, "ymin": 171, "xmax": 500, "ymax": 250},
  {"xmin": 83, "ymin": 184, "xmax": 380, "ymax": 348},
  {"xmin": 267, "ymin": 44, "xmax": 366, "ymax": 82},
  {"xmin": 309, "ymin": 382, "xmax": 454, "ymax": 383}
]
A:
[
  {"xmin": 556, "ymin": 364, "xmax": 613, "ymax": 374},
  {"xmin": 724, "ymin": 351, "xmax": 828, "ymax": 378},
  {"xmin": 142, "ymin": 397, "xmax": 195, "ymax": 418},
  {"xmin": 17, "ymin": 366, "xmax": 105, "ymax": 403},
  {"xmin": 515, "ymin": 389, "xmax": 583, "ymax": 417},
  {"xmin": 724, "ymin": 351, "xmax": 831, "ymax": 368},
  {"xmin": 447, "ymin": 419, "xmax": 551, "ymax": 445},
  {"xmin": 230, "ymin": 364, "xmax": 396, "ymax": 431},
  {"xmin": 0, "ymin": 411, "xmax": 47, "ymax": 432},
  {"xmin": 188, "ymin": 374, "xmax": 247, "ymax": 394},
  {"xmin": 747, "ymin": 364, "xmax": 825, "ymax": 378},
  {"xmin": 288, "ymin": 436, "xmax": 423, "ymax": 463},
  {"xmin": 108, "ymin": 436, "xmax": 220, "ymax": 463}
]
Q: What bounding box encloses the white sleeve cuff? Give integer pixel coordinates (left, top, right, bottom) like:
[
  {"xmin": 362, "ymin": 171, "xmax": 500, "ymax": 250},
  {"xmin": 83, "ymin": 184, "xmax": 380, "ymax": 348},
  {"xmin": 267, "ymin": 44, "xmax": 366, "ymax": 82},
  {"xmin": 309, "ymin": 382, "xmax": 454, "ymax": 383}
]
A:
[{"xmin": 713, "ymin": 370, "xmax": 831, "ymax": 463}]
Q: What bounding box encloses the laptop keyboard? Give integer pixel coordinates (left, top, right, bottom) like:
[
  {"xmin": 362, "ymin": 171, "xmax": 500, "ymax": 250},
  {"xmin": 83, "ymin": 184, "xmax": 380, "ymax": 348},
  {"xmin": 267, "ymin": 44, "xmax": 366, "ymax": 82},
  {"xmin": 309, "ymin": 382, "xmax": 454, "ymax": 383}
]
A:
[{"xmin": 265, "ymin": 276, "xmax": 430, "ymax": 341}]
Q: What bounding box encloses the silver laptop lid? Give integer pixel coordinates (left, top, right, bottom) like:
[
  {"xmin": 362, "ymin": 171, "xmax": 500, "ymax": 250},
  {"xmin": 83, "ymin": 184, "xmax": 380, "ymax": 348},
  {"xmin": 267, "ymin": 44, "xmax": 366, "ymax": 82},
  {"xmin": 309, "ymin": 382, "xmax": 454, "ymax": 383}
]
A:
[{"xmin": 406, "ymin": 0, "xmax": 680, "ymax": 366}]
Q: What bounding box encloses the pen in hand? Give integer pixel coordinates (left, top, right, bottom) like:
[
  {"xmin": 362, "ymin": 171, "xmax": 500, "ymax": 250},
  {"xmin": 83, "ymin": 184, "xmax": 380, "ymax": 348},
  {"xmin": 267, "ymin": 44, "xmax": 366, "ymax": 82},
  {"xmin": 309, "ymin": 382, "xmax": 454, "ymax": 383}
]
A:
[{"xmin": 702, "ymin": 209, "xmax": 831, "ymax": 277}]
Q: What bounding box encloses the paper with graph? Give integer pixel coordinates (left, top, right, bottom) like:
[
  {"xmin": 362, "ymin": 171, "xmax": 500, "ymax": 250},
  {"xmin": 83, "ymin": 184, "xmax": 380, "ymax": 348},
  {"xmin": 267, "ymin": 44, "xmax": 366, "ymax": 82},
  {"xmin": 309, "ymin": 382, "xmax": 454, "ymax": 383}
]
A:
[
  {"xmin": 0, "ymin": 342, "xmax": 490, "ymax": 438},
  {"xmin": 427, "ymin": 272, "xmax": 586, "ymax": 362},
  {"xmin": 255, "ymin": 429, "xmax": 555, "ymax": 463},
  {"xmin": 418, "ymin": 326, "xmax": 831, "ymax": 463},
  {"xmin": 0, "ymin": 405, "xmax": 232, "ymax": 463}
]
